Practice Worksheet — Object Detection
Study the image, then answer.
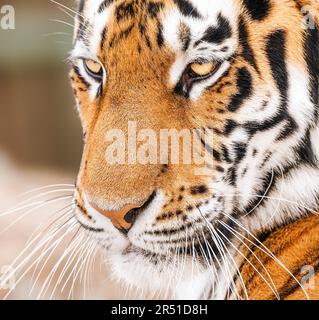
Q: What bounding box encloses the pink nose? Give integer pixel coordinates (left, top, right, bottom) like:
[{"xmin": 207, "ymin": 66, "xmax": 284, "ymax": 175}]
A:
[{"xmin": 90, "ymin": 202, "xmax": 143, "ymax": 232}]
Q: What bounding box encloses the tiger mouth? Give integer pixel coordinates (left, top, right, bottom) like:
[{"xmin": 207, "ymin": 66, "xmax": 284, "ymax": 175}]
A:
[
  {"xmin": 75, "ymin": 215, "xmax": 105, "ymax": 233},
  {"xmin": 122, "ymin": 244, "xmax": 168, "ymax": 263}
]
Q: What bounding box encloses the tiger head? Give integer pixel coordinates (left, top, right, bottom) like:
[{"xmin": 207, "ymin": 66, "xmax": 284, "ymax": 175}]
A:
[{"xmin": 70, "ymin": 0, "xmax": 319, "ymax": 298}]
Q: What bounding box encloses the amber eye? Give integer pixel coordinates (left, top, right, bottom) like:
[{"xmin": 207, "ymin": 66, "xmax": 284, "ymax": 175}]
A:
[
  {"xmin": 189, "ymin": 62, "xmax": 217, "ymax": 78},
  {"xmin": 83, "ymin": 59, "xmax": 103, "ymax": 81}
]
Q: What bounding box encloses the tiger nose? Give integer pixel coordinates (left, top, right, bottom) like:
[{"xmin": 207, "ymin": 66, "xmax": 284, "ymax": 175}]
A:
[{"xmin": 90, "ymin": 202, "xmax": 142, "ymax": 234}]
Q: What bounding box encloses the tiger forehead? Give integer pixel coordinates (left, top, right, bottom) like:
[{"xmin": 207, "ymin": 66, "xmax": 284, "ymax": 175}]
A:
[
  {"xmin": 76, "ymin": 0, "xmax": 170, "ymax": 51},
  {"xmin": 104, "ymin": 0, "xmax": 169, "ymax": 50},
  {"xmin": 80, "ymin": 0, "xmax": 170, "ymax": 26},
  {"xmin": 76, "ymin": 0, "xmax": 240, "ymax": 53}
]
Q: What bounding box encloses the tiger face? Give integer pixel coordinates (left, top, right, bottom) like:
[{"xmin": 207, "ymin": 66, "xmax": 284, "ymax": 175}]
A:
[{"xmin": 70, "ymin": 0, "xmax": 319, "ymax": 298}]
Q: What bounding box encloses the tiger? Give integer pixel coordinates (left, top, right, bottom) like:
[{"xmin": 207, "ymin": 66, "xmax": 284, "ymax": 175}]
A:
[{"xmin": 69, "ymin": 0, "xmax": 319, "ymax": 300}]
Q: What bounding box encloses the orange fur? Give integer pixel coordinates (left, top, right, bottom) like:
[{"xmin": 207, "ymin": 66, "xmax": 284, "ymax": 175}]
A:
[{"xmin": 239, "ymin": 215, "xmax": 319, "ymax": 300}]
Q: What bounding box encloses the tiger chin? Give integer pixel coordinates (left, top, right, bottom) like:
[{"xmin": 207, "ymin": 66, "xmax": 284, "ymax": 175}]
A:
[{"xmin": 69, "ymin": 0, "xmax": 319, "ymax": 300}]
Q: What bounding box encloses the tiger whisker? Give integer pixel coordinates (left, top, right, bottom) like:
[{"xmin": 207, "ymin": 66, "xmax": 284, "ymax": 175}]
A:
[
  {"xmin": 56, "ymin": 6, "xmax": 94, "ymax": 36},
  {"xmin": 200, "ymin": 232, "xmax": 218, "ymax": 298},
  {"xmin": 195, "ymin": 207, "xmax": 243, "ymax": 299},
  {"xmin": 4, "ymin": 218, "xmax": 76, "ymax": 299},
  {"xmin": 29, "ymin": 220, "xmax": 76, "ymax": 298},
  {"xmin": 77, "ymin": 238, "xmax": 99, "ymax": 300},
  {"xmin": 60, "ymin": 237, "xmax": 88, "ymax": 298},
  {"xmin": 194, "ymin": 232, "xmax": 217, "ymax": 292},
  {"xmin": 2, "ymin": 209, "xmax": 75, "ymax": 288},
  {"xmin": 55, "ymin": 227, "xmax": 83, "ymax": 285},
  {"xmin": 0, "ymin": 189, "xmax": 74, "ymax": 217},
  {"xmin": 0, "ymin": 196, "xmax": 73, "ymax": 235},
  {"xmin": 16, "ymin": 184, "xmax": 74, "ymax": 199},
  {"xmin": 217, "ymin": 220, "xmax": 280, "ymax": 300},
  {"xmin": 29, "ymin": 213, "xmax": 76, "ymax": 295},
  {"xmin": 259, "ymin": 161, "xmax": 286, "ymax": 224},
  {"xmin": 69, "ymin": 237, "xmax": 94, "ymax": 299},
  {"xmin": 206, "ymin": 188, "xmax": 319, "ymax": 216},
  {"xmin": 43, "ymin": 31, "xmax": 71, "ymax": 37},
  {"xmin": 175, "ymin": 226, "xmax": 190, "ymax": 294},
  {"xmin": 49, "ymin": 0, "xmax": 87, "ymax": 23},
  {"xmin": 166, "ymin": 234, "xmax": 184, "ymax": 299},
  {"xmin": 49, "ymin": 19, "xmax": 76, "ymax": 29},
  {"xmin": 48, "ymin": 230, "xmax": 85, "ymax": 299},
  {"xmin": 60, "ymin": 234, "xmax": 92, "ymax": 297},
  {"xmin": 80, "ymin": 237, "xmax": 95, "ymax": 284},
  {"xmin": 26, "ymin": 203, "xmax": 74, "ymax": 246},
  {"xmin": 85, "ymin": 243, "xmax": 99, "ymax": 298},
  {"xmin": 161, "ymin": 222, "xmax": 182, "ymax": 299},
  {"xmin": 210, "ymin": 228, "xmax": 241, "ymax": 299},
  {"xmin": 37, "ymin": 225, "xmax": 83, "ymax": 300},
  {"xmin": 243, "ymin": 168, "xmax": 275, "ymax": 217}
]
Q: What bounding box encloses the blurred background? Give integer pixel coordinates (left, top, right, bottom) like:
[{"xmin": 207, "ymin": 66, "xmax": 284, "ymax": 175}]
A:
[
  {"xmin": 0, "ymin": 0, "xmax": 82, "ymax": 170},
  {"xmin": 0, "ymin": 0, "xmax": 132, "ymax": 299}
]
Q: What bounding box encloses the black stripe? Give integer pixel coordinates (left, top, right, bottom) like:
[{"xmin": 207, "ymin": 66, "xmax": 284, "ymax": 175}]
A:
[
  {"xmin": 277, "ymin": 247, "xmax": 319, "ymax": 300},
  {"xmin": 235, "ymin": 228, "xmax": 274, "ymax": 297},
  {"xmin": 266, "ymin": 30, "xmax": 288, "ymax": 98},
  {"xmin": 279, "ymin": 260, "xmax": 319, "ymax": 300},
  {"xmin": 225, "ymin": 142, "xmax": 247, "ymax": 186},
  {"xmin": 78, "ymin": 0, "xmax": 85, "ymax": 13},
  {"xmin": 240, "ymin": 216, "xmax": 314, "ymax": 297},
  {"xmin": 156, "ymin": 23, "xmax": 164, "ymax": 47},
  {"xmin": 224, "ymin": 119, "xmax": 238, "ymax": 136},
  {"xmin": 191, "ymin": 217, "xmax": 239, "ymax": 264},
  {"xmin": 243, "ymin": 0, "xmax": 271, "ymax": 21},
  {"xmin": 276, "ymin": 118, "xmax": 298, "ymax": 141},
  {"xmin": 100, "ymin": 27, "xmax": 107, "ymax": 50},
  {"xmin": 201, "ymin": 137, "xmax": 221, "ymax": 162},
  {"xmin": 233, "ymin": 142, "xmax": 247, "ymax": 163},
  {"xmin": 226, "ymin": 167, "xmax": 237, "ymax": 186},
  {"xmin": 72, "ymin": 65, "xmax": 91, "ymax": 89},
  {"xmin": 77, "ymin": 19, "xmax": 89, "ymax": 43},
  {"xmin": 119, "ymin": 23, "xmax": 135, "ymax": 39},
  {"xmin": 228, "ymin": 67, "xmax": 252, "ymax": 112},
  {"xmin": 304, "ymin": 20, "xmax": 319, "ymax": 123},
  {"xmin": 240, "ymin": 30, "xmax": 296, "ymax": 138},
  {"xmin": 266, "ymin": 30, "xmax": 298, "ymax": 140},
  {"xmin": 196, "ymin": 14, "xmax": 232, "ymax": 46},
  {"xmin": 147, "ymin": 1, "xmax": 164, "ymax": 18},
  {"xmin": 294, "ymin": 129, "xmax": 316, "ymax": 166},
  {"xmin": 190, "ymin": 185, "xmax": 208, "ymax": 195},
  {"xmin": 241, "ymin": 170, "xmax": 274, "ymax": 214},
  {"xmin": 221, "ymin": 144, "xmax": 232, "ymax": 163},
  {"xmin": 98, "ymin": 0, "xmax": 114, "ymax": 13},
  {"xmin": 194, "ymin": 129, "xmax": 221, "ymax": 163},
  {"xmin": 116, "ymin": 1, "xmax": 135, "ymax": 22},
  {"xmin": 96, "ymin": 85, "xmax": 103, "ymax": 99},
  {"xmin": 174, "ymin": 0, "xmax": 202, "ymax": 19},
  {"xmin": 238, "ymin": 17, "xmax": 259, "ymax": 73},
  {"xmin": 180, "ymin": 25, "xmax": 191, "ymax": 51}
]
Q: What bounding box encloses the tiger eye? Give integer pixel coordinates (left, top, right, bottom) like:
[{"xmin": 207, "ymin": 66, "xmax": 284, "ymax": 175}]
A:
[
  {"xmin": 84, "ymin": 59, "xmax": 102, "ymax": 75},
  {"xmin": 190, "ymin": 62, "xmax": 216, "ymax": 77}
]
